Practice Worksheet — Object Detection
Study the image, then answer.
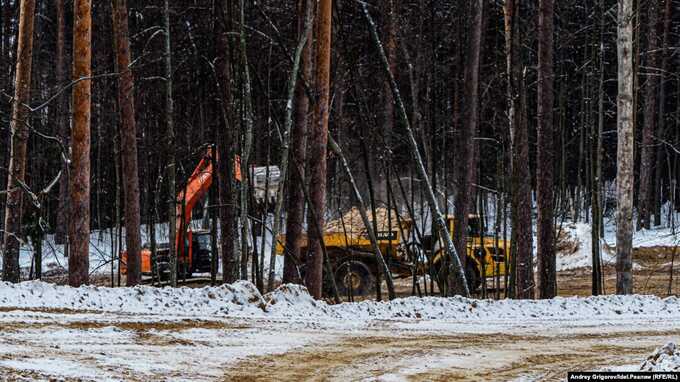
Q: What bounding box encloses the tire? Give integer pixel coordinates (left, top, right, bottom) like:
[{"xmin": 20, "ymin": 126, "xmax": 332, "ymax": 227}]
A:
[
  {"xmin": 334, "ymin": 260, "xmax": 375, "ymax": 297},
  {"xmin": 465, "ymin": 261, "xmax": 481, "ymax": 292}
]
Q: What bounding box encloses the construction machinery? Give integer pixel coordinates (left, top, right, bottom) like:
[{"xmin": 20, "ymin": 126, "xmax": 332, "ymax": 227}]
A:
[
  {"xmin": 275, "ymin": 208, "xmax": 511, "ymax": 295},
  {"xmin": 121, "ymin": 148, "xmax": 279, "ymax": 279}
]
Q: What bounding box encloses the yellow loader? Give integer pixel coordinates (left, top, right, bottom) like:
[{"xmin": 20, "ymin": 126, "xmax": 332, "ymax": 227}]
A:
[{"xmin": 275, "ymin": 208, "xmax": 511, "ymax": 295}]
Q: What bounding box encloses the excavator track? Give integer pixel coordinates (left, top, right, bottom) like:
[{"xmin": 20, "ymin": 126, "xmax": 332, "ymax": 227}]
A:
[{"xmin": 140, "ymin": 276, "xmax": 214, "ymax": 288}]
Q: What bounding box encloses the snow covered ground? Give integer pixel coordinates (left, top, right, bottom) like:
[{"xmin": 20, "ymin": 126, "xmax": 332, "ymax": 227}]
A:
[
  {"xmin": 3, "ymin": 220, "xmax": 284, "ymax": 282},
  {"xmin": 1, "ymin": 280, "xmax": 680, "ymax": 380}
]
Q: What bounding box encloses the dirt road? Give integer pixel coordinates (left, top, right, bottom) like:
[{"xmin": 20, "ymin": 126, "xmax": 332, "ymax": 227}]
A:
[
  {"xmin": 223, "ymin": 323, "xmax": 677, "ymax": 381},
  {"xmin": 1, "ymin": 307, "xmax": 676, "ymax": 381}
]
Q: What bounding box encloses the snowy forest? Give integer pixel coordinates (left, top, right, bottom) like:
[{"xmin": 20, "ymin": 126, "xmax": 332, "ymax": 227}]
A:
[{"xmin": 1, "ymin": 0, "xmax": 680, "ymax": 380}]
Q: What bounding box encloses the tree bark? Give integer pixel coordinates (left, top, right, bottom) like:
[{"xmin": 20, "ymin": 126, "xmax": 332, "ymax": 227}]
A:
[
  {"xmin": 54, "ymin": 0, "xmax": 68, "ymax": 246},
  {"xmin": 591, "ymin": 0, "xmax": 605, "ymax": 296},
  {"xmin": 377, "ymin": 0, "xmax": 397, "ymax": 203},
  {"xmin": 536, "ymin": 0, "xmax": 557, "ymax": 299},
  {"xmin": 616, "ymin": 0, "xmax": 635, "ymax": 295},
  {"xmin": 305, "ymin": 0, "xmax": 332, "ymax": 299},
  {"xmin": 270, "ymin": 0, "xmax": 313, "ymax": 289},
  {"xmin": 112, "ymin": 0, "xmax": 142, "ymax": 287},
  {"xmin": 69, "ymin": 0, "xmax": 92, "ymax": 287},
  {"xmin": 504, "ymin": 0, "xmax": 534, "ymax": 299},
  {"xmin": 282, "ymin": 0, "xmax": 314, "ymax": 285},
  {"xmin": 638, "ymin": 0, "xmax": 659, "ymax": 231},
  {"xmin": 2, "ymin": 0, "xmax": 35, "ymax": 283},
  {"xmin": 238, "ymin": 0, "xmax": 254, "ymax": 281},
  {"xmin": 215, "ymin": 0, "xmax": 239, "ymax": 283},
  {"xmin": 163, "ymin": 0, "xmax": 177, "ymax": 287},
  {"xmin": 453, "ymin": 0, "xmax": 484, "ymax": 282}
]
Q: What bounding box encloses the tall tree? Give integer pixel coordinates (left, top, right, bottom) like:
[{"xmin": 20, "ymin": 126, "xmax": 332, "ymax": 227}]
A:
[
  {"xmin": 112, "ymin": 0, "xmax": 142, "ymax": 286},
  {"xmin": 69, "ymin": 0, "xmax": 92, "ymax": 287},
  {"xmin": 453, "ymin": 0, "xmax": 484, "ymax": 285},
  {"xmin": 2, "ymin": 0, "xmax": 36, "ymax": 283},
  {"xmin": 54, "ymin": 0, "xmax": 68, "ymax": 246},
  {"xmin": 504, "ymin": 0, "xmax": 534, "ymax": 299},
  {"xmin": 637, "ymin": 1, "xmax": 659, "ymax": 231},
  {"xmin": 215, "ymin": 0, "xmax": 239, "ymax": 283},
  {"xmin": 305, "ymin": 0, "xmax": 332, "ymax": 299},
  {"xmin": 163, "ymin": 0, "xmax": 177, "ymax": 287},
  {"xmin": 536, "ymin": 0, "xmax": 556, "ymax": 298},
  {"xmin": 616, "ymin": 0, "xmax": 635, "ymax": 295},
  {"xmin": 282, "ymin": 0, "xmax": 314, "ymax": 285},
  {"xmin": 280, "ymin": 0, "xmax": 314, "ymax": 286},
  {"xmin": 378, "ymin": 0, "xmax": 396, "ymax": 203},
  {"xmin": 591, "ymin": 0, "xmax": 606, "ymax": 296},
  {"xmin": 238, "ymin": 0, "xmax": 254, "ymax": 281}
]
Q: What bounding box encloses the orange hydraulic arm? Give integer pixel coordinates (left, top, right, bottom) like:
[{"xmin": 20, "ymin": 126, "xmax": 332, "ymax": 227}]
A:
[{"xmin": 175, "ymin": 148, "xmax": 214, "ymax": 262}]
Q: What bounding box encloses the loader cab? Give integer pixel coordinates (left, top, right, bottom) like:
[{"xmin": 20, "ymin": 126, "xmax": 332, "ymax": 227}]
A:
[{"xmin": 445, "ymin": 214, "xmax": 483, "ymax": 239}]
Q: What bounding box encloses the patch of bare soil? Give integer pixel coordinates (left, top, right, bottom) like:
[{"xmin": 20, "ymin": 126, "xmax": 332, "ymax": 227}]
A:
[
  {"xmin": 222, "ymin": 330, "xmax": 680, "ymax": 381},
  {"xmin": 558, "ymin": 245, "xmax": 680, "ymax": 297}
]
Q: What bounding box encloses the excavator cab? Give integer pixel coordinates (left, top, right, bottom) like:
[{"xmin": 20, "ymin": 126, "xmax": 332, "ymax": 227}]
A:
[{"xmin": 189, "ymin": 230, "xmax": 212, "ymax": 274}]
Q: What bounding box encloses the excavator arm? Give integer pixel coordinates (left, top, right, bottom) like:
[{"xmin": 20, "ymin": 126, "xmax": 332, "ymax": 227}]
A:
[{"xmin": 175, "ymin": 148, "xmax": 215, "ymax": 263}]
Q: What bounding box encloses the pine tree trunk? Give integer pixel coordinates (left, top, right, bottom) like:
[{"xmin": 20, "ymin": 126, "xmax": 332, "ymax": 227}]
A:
[
  {"xmin": 653, "ymin": 0, "xmax": 672, "ymax": 228},
  {"xmin": 112, "ymin": 0, "xmax": 142, "ymax": 286},
  {"xmin": 591, "ymin": 1, "xmax": 606, "ymax": 296},
  {"xmin": 215, "ymin": 0, "xmax": 238, "ymax": 283},
  {"xmin": 273, "ymin": 0, "xmax": 313, "ymax": 289},
  {"xmin": 1, "ymin": 0, "xmax": 35, "ymax": 283},
  {"xmin": 54, "ymin": 0, "xmax": 69, "ymax": 246},
  {"xmin": 305, "ymin": 0, "xmax": 332, "ymax": 299},
  {"xmin": 453, "ymin": 0, "xmax": 484, "ymax": 277},
  {"xmin": 282, "ymin": 0, "xmax": 314, "ymax": 285},
  {"xmin": 536, "ymin": 0, "xmax": 557, "ymax": 299},
  {"xmin": 505, "ymin": 0, "xmax": 534, "ymax": 299},
  {"xmin": 69, "ymin": 0, "xmax": 92, "ymax": 287},
  {"xmin": 616, "ymin": 0, "xmax": 635, "ymax": 295},
  {"xmin": 377, "ymin": 0, "xmax": 396, "ymax": 203},
  {"xmin": 638, "ymin": 0, "xmax": 659, "ymax": 231},
  {"xmin": 163, "ymin": 0, "xmax": 177, "ymax": 287}
]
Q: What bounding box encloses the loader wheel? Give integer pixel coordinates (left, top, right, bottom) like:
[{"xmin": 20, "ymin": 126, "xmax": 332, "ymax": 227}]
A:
[
  {"xmin": 335, "ymin": 261, "xmax": 375, "ymax": 297},
  {"xmin": 465, "ymin": 261, "xmax": 481, "ymax": 292}
]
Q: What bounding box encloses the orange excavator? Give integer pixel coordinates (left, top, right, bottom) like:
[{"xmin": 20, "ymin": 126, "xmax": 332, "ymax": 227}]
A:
[{"xmin": 121, "ymin": 147, "xmax": 240, "ymax": 278}]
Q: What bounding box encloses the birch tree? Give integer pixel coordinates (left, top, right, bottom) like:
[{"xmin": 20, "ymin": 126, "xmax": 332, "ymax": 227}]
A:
[{"xmin": 616, "ymin": 0, "xmax": 635, "ymax": 295}]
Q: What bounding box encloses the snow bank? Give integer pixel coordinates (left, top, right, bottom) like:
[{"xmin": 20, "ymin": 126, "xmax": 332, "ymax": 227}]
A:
[
  {"xmin": 0, "ymin": 280, "xmax": 266, "ymax": 316},
  {"xmin": 327, "ymin": 293, "xmax": 680, "ymax": 321},
  {"xmin": 556, "ymin": 223, "xmax": 616, "ymax": 271},
  {"xmin": 3, "ymin": 280, "xmax": 680, "ymax": 325},
  {"xmin": 640, "ymin": 343, "xmax": 680, "ymax": 371}
]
